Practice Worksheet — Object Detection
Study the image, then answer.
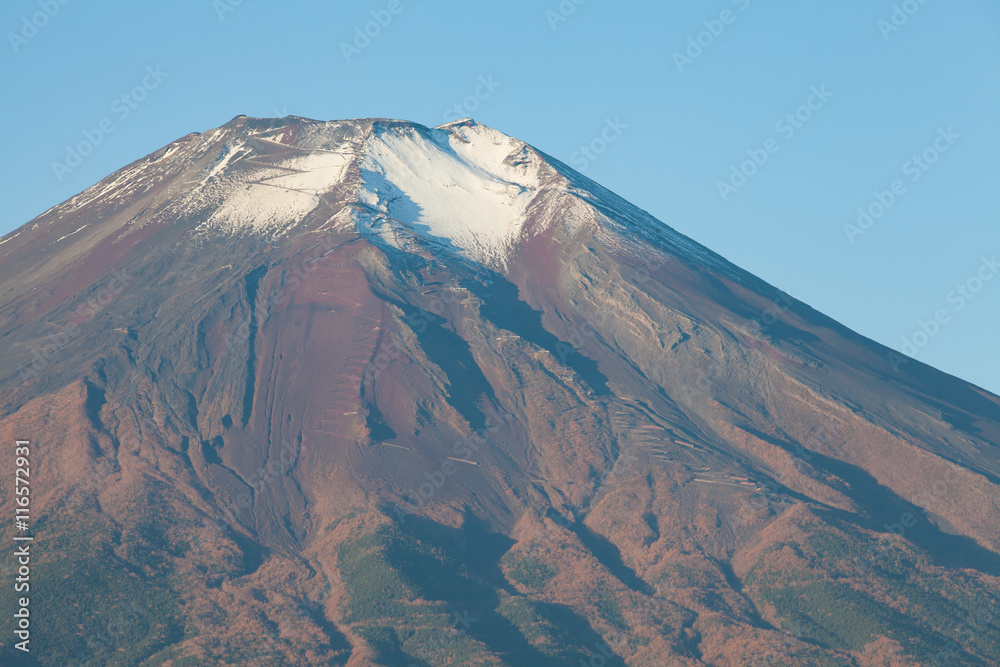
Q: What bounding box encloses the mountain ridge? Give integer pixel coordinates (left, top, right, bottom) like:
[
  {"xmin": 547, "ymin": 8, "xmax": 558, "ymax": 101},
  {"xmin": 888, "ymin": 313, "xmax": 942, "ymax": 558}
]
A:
[{"xmin": 1, "ymin": 115, "xmax": 999, "ymax": 665}]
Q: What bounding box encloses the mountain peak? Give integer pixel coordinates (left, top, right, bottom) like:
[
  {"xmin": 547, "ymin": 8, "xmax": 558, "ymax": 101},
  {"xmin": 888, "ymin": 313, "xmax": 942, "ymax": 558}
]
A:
[
  {"xmin": 434, "ymin": 116, "xmax": 477, "ymax": 129},
  {"xmin": 4, "ymin": 114, "xmax": 1000, "ymax": 665},
  {"xmin": 3, "ymin": 114, "xmax": 748, "ymax": 285},
  {"xmin": 359, "ymin": 117, "xmax": 545, "ymax": 268},
  {"xmin": 13, "ymin": 116, "xmax": 575, "ymax": 269}
]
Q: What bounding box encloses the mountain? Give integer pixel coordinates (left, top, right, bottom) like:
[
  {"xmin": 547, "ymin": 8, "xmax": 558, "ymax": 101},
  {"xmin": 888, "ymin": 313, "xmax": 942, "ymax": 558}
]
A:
[{"xmin": 1, "ymin": 115, "xmax": 999, "ymax": 666}]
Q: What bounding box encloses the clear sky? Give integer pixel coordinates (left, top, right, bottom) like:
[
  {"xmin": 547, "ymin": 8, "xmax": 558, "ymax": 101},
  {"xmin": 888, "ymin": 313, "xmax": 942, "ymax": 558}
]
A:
[{"xmin": 2, "ymin": 0, "xmax": 998, "ymax": 395}]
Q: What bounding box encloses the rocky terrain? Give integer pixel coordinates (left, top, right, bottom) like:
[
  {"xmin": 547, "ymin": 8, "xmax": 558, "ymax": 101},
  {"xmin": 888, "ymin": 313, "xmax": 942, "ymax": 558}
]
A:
[{"xmin": 0, "ymin": 116, "xmax": 998, "ymax": 665}]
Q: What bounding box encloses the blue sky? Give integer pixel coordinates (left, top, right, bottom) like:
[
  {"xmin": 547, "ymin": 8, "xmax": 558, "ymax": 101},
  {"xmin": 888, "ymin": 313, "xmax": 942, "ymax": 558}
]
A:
[{"xmin": 2, "ymin": 0, "xmax": 999, "ymax": 394}]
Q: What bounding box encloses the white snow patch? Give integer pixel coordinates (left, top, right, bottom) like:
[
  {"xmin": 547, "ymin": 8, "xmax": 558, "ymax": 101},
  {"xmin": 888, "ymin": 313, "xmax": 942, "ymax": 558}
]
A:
[
  {"xmin": 201, "ymin": 149, "xmax": 351, "ymax": 233},
  {"xmin": 0, "ymin": 231, "xmax": 21, "ymax": 247},
  {"xmin": 358, "ymin": 122, "xmax": 540, "ymax": 268},
  {"xmin": 54, "ymin": 224, "xmax": 88, "ymax": 243},
  {"xmin": 261, "ymin": 152, "xmax": 351, "ymax": 194},
  {"xmin": 206, "ymin": 142, "xmax": 245, "ymax": 183}
]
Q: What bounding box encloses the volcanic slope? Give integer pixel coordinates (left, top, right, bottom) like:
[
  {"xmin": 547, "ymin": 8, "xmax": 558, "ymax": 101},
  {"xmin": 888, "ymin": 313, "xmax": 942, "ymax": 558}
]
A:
[{"xmin": 0, "ymin": 116, "xmax": 999, "ymax": 665}]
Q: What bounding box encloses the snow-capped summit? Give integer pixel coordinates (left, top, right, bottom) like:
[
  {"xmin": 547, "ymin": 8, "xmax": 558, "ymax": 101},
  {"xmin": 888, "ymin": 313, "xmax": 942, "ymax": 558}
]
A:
[
  {"xmin": 358, "ymin": 119, "xmax": 547, "ymax": 268},
  {"xmin": 26, "ymin": 115, "xmax": 723, "ymax": 273},
  {"xmin": 4, "ymin": 115, "xmax": 1000, "ymax": 665}
]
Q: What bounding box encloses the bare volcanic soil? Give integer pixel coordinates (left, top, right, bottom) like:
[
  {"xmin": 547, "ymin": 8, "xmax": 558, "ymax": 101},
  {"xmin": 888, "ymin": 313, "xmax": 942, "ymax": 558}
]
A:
[{"xmin": 0, "ymin": 116, "xmax": 999, "ymax": 666}]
